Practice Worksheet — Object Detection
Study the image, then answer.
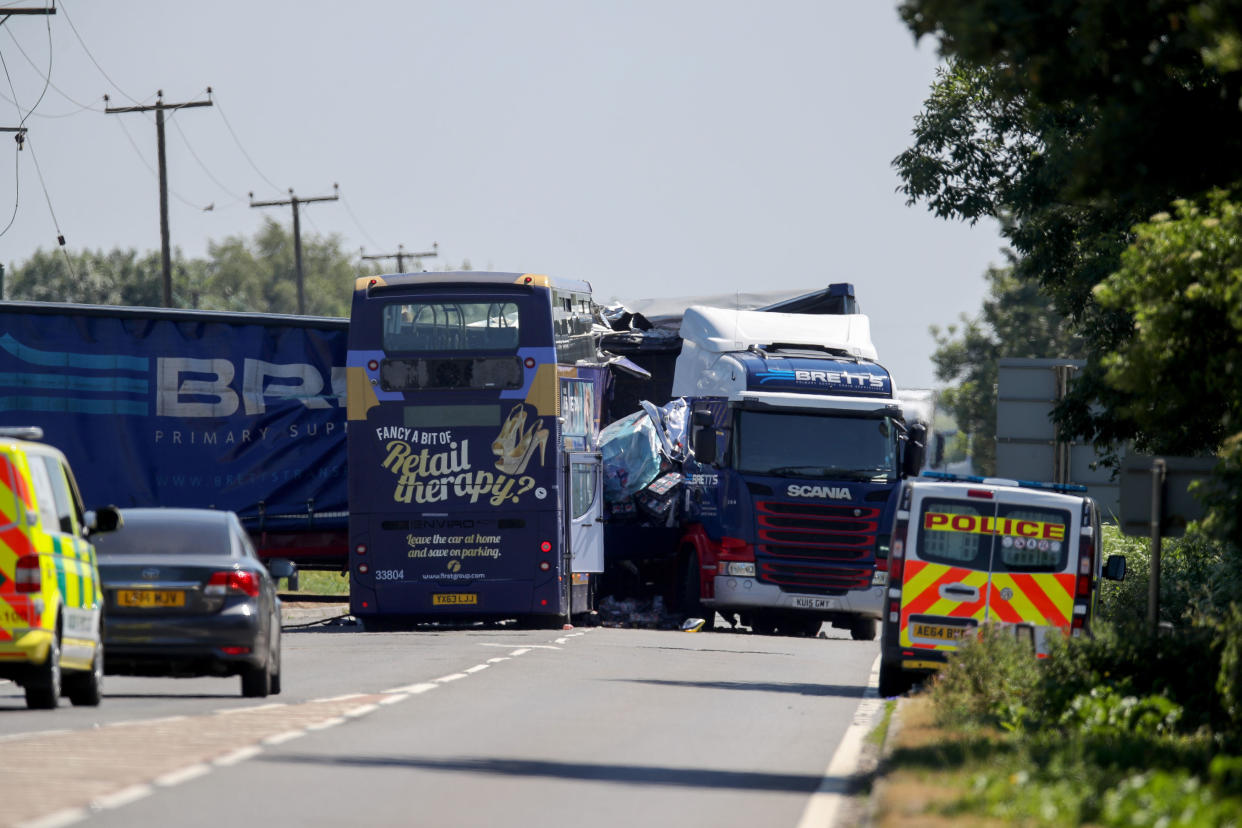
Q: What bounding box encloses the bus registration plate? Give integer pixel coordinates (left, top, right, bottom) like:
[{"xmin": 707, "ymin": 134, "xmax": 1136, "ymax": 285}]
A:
[{"xmin": 432, "ymin": 593, "xmax": 478, "ymax": 606}]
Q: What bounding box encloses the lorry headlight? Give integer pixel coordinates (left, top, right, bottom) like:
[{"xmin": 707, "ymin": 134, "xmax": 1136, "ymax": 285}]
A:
[
  {"xmin": 872, "ymin": 570, "xmax": 889, "ymax": 587},
  {"xmin": 726, "ymin": 562, "xmax": 755, "ymax": 577}
]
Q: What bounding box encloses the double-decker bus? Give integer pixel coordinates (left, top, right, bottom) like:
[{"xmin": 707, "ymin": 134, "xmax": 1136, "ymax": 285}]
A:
[{"xmin": 346, "ymin": 272, "xmax": 605, "ymax": 627}]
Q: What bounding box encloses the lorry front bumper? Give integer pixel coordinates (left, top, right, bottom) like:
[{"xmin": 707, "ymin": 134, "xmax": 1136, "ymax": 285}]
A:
[{"xmin": 705, "ymin": 576, "xmax": 883, "ymax": 618}]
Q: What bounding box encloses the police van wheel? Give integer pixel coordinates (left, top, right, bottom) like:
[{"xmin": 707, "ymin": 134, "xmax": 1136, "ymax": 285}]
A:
[
  {"xmin": 878, "ymin": 659, "xmax": 910, "ymax": 698},
  {"xmin": 850, "ymin": 617, "xmax": 878, "ymax": 641},
  {"xmin": 25, "ymin": 634, "xmax": 62, "ymax": 710},
  {"xmin": 66, "ymin": 645, "xmax": 104, "ymax": 707}
]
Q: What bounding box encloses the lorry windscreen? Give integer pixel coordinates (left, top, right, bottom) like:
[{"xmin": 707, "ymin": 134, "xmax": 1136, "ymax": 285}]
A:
[{"xmin": 735, "ymin": 410, "xmax": 897, "ymax": 481}]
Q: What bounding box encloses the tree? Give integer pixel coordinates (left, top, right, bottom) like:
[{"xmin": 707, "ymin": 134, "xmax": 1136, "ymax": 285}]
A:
[
  {"xmin": 931, "ymin": 264, "xmax": 1082, "ymax": 475},
  {"xmin": 896, "ymin": 0, "xmax": 1242, "ymax": 544},
  {"xmin": 5, "ymin": 219, "xmax": 358, "ymax": 317}
]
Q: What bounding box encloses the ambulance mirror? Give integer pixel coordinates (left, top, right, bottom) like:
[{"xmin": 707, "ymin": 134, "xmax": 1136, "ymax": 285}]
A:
[{"xmin": 1104, "ymin": 554, "xmax": 1127, "ymax": 582}]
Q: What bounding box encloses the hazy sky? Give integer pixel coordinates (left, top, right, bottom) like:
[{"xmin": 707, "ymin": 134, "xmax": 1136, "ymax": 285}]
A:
[{"xmin": 0, "ymin": 1, "xmax": 1003, "ymax": 388}]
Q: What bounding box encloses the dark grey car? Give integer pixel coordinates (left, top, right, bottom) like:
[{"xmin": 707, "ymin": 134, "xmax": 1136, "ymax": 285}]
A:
[{"xmin": 94, "ymin": 508, "xmax": 292, "ymax": 698}]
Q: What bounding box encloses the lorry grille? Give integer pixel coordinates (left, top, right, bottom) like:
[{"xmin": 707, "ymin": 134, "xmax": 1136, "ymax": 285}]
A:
[
  {"xmin": 758, "ymin": 561, "xmax": 872, "ymax": 593},
  {"xmin": 754, "ymin": 500, "xmax": 880, "ymax": 593}
]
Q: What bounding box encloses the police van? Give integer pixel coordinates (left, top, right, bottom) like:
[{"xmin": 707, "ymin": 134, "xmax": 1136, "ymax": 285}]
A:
[
  {"xmin": 0, "ymin": 427, "xmax": 120, "ymax": 708},
  {"xmin": 878, "ymin": 472, "xmax": 1126, "ymax": 698}
]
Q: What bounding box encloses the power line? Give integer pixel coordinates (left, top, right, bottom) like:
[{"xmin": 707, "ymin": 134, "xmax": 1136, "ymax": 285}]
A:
[
  {"xmin": 106, "ymin": 88, "xmax": 214, "ymax": 307},
  {"xmin": 4, "ymin": 26, "xmax": 104, "ymax": 114},
  {"xmin": 169, "ymin": 115, "xmax": 243, "ymax": 207},
  {"xmin": 339, "ymin": 191, "xmax": 382, "ymax": 250},
  {"xmin": 23, "ymin": 133, "xmax": 75, "ymax": 279},
  {"xmin": 57, "ymin": 0, "xmax": 143, "ymax": 105},
  {"xmin": 213, "ymin": 91, "xmax": 282, "ymax": 196},
  {"xmin": 0, "ymin": 136, "xmax": 21, "ymax": 238},
  {"xmin": 250, "ymin": 184, "xmax": 340, "ymax": 315}
]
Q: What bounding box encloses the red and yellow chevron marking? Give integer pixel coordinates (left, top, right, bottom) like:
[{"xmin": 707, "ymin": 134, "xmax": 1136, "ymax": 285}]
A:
[
  {"xmin": 899, "ymin": 560, "xmax": 1076, "ymax": 648},
  {"xmin": 987, "ymin": 572, "xmax": 1074, "ymax": 627}
]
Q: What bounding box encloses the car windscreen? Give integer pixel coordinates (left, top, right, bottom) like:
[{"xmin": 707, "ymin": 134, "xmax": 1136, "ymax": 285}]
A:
[
  {"xmin": 916, "ymin": 498, "xmax": 1071, "ymax": 573},
  {"xmin": 94, "ymin": 519, "xmax": 233, "ymax": 556}
]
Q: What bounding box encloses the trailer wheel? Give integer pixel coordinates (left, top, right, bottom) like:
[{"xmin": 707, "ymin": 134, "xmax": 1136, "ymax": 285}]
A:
[{"xmin": 679, "ymin": 553, "xmax": 715, "ymax": 632}]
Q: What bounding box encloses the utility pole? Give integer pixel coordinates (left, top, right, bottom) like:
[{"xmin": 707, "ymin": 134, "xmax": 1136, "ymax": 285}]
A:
[
  {"xmin": 360, "ymin": 242, "xmax": 438, "ymax": 273},
  {"xmin": 105, "ymin": 89, "xmax": 213, "ymax": 308},
  {"xmin": 249, "ymin": 184, "xmax": 339, "ymax": 315},
  {"xmin": 2, "ymin": 6, "xmax": 54, "ymax": 250}
]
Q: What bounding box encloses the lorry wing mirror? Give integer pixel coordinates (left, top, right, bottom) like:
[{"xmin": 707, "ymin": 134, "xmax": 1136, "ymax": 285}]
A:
[
  {"xmin": 691, "ymin": 410, "xmax": 715, "ymax": 464},
  {"xmin": 1104, "ymin": 554, "xmax": 1127, "ymax": 582},
  {"xmin": 902, "ymin": 423, "xmax": 927, "ymax": 478}
]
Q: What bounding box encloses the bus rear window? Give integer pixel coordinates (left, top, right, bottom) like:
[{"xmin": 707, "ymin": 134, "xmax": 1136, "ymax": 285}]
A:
[
  {"xmin": 381, "ymin": 357, "xmax": 524, "ymax": 391},
  {"xmin": 383, "ymin": 300, "xmax": 521, "ymax": 353}
]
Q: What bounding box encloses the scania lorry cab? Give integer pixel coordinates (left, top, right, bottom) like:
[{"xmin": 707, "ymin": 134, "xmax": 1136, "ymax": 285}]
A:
[{"xmin": 878, "ymin": 472, "xmax": 1126, "ymax": 697}]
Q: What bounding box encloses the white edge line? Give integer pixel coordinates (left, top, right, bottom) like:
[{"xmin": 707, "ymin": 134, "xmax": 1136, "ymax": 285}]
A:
[
  {"xmin": 216, "ymin": 702, "xmax": 287, "ymax": 715},
  {"xmin": 153, "ymin": 763, "xmax": 212, "ymax": 788},
  {"xmin": 464, "ymin": 664, "xmax": 488, "ymax": 674},
  {"xmin": 106, "ymin": 716, "xmax": 186, "ymax": 728},
  {"xmin": 795, "ymin": 654, "xmax": 884, "ymax": 828},
  {"xmin": 311, "ymin": 693, "xmax": 365, "ymax": 703},
  {"xmin": 486, "ymin": 657, "xmax": 510, "ymax": 663},
  {"xmin": 91, "ymin": 784, "xmax": 154, "ymax": 810},
  {"xmin": 383, "ymin": 682, "xmax": 438, "ymax": 694},
  {"xmin": 509, "ymin": 648, "xmax": 530, "ymax": 656},
  {"xmin": 435, "ymin": 673, "xmax": 468, "ymax": 683},
  {"xmin": 15, "ymin": 807, "xmax": 89, "ymax": 828},
  {"xmin": 214, "ymin": 746, "xmax": 262, "ymax": 767},
  {"xmin": 344, "ymin": 703, "xmax": 380, "ymax": 718},
  {"xmin": 305, "ymin": 717, "xmax": 346, "ymax": 731},
  {"xmin": 0, "ymin": 728, "xmax": 71, "ymax": 742},
  {"xmin": 379, "ymin": 693, "xmax": 409, "ymax": 705},
  {"xmin": 554, "ymin": 637, "xmax": 569, "ymax": 644},
  {"xmin": 261, "ymin": 730, "xmax": 306, "ymax": 746}
]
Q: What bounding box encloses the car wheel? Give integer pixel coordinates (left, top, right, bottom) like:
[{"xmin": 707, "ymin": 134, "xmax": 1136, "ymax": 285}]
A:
[
  {"xmin": 66, "ymin": 643, "xmax": 104, "ymax": 707},
  {"xmin": 850, "ymin": 617, "xmax": 878, "ymax": 641},
  {"xmin": 240, "ymin": 657, "xmax": 271, "ymax": 698},
  {"xmin": 25, "ymin": 632, "xmax": 61, "ymax": 710},
  {"xmin": 269, "ymin": 619, "xmax": 282, "ymax": 696}
]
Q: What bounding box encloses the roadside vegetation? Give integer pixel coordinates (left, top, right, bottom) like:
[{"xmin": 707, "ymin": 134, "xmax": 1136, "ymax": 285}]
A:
[
  {"xmin": 282, "ymin": 569, "xmax": 349, "ymax": 596},
  {"xmin": 874, "ymin": 528, "xmax": 1242, "ymax": 825}
]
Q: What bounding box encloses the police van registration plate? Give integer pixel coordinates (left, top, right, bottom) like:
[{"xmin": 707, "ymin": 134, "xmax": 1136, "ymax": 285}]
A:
[
  {"xmin": 118, "ymin": 589, "xmax": 185, "ymax": 608},
  {"xmin": 432, "ymin": 593, "xmax": 477, "ymax": 606},
  {"xmin": 912, "ymin": 622, "xmax": 966, "ymax": 641}
]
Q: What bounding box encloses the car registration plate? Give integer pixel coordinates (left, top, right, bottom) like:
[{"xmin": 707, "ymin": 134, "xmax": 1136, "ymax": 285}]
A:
[
  {"xmin": 912, "ymin": 622, "xmax": 966, "ymax": 641},
  {"xmin": 432, "ymin": 593, "xmax": 478, "ymax": 606},
  {"xmin": 791, "ymin": 596, "xmax": 837, "ymax": 610},
  {"xmin": 118, "ymin": 589, "xmax": 185, "ymax": 608}
]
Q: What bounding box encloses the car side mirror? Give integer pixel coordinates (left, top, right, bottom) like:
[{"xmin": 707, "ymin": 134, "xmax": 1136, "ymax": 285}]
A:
[
  {"xmin": 1104, "ymin": 554, "xmax": 1126, "ymax": 582},
  {"xmin": 902, "ymin": 423, "xmax": 927, "ymax": 478},
  {"xmin": 87, "ymin": 505, "xmax": 123, "ymax": 535},
  {"xmin": 267, "ymin": 558, "xmax": 297, "ymax": 580},
  {"xmin": 691, "ymin": 410, "xmax": 715, "ymax": 465}
]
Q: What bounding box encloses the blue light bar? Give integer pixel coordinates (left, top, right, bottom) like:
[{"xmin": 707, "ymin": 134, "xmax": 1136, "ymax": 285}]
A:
[{"xmin": 919, "ymin": 470, "xmax": 1088, "ymax": 494}]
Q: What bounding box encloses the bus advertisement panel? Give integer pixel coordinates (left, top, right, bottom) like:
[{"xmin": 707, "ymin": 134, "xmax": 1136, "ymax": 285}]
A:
[{"xmin": 346, "ymin": 272, "xmax": 600, "ymax": 626}]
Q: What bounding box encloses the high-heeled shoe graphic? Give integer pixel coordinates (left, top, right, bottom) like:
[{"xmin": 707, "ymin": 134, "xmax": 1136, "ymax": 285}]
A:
[
  {"xmin": 495, "ymin": 420, "xmax": 548, "ymax": 476},
  {"xmin": 492, "ymin": 404, "xmax": 527, "ymax": 457}
]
